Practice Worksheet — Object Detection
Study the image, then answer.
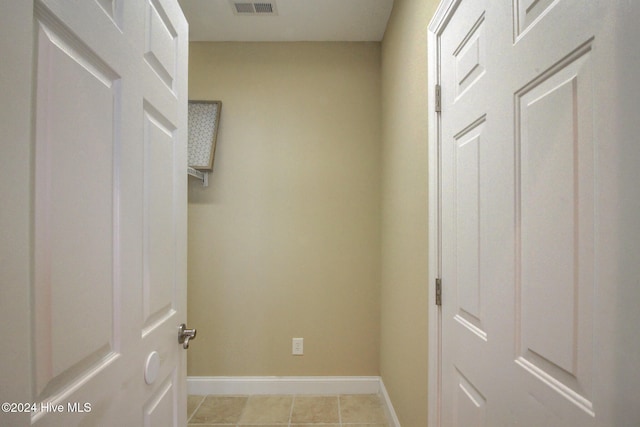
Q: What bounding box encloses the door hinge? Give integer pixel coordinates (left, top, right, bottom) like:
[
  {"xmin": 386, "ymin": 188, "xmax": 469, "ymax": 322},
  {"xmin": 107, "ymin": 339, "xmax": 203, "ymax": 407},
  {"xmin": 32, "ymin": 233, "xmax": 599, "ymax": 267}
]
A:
[
  {"xmin": 435, "ymin": 277, "xmax": 442, "ymax": 306},
  {"xmin": 435, "ymin": 84, "xmax": 442, "ymax": 113}
]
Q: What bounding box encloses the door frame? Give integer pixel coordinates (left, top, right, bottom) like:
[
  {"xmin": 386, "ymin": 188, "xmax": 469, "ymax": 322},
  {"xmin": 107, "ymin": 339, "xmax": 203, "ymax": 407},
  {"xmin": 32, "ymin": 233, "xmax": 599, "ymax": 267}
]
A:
[{"xmin": 427, "ymin": 1, "xmax": 462, "ymax": 427}]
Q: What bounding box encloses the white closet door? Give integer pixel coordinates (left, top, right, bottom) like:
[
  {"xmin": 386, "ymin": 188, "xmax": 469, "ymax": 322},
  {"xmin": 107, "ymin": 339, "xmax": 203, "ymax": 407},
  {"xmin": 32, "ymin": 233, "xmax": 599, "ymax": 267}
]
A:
[
  {"xmin": 433, "ymin": 0, "xmax": 640, "ymax": 425},
  {"xmin": 0, "ymin": 0, "xmax": 189, "ymax": 425}
]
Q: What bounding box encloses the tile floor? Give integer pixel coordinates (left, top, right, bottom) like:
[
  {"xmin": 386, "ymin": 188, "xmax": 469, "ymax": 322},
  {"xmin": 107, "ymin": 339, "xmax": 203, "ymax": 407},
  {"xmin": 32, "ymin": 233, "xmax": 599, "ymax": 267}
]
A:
[{"xmin": 187, "ymin": 394, "xmax": 390, "ymax": 426}]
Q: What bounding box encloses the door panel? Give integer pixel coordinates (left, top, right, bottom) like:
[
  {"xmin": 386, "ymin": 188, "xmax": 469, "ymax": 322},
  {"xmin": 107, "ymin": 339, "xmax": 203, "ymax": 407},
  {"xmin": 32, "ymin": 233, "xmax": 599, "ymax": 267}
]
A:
[
  {"xmin": 144, "ymin": 377, "xmax": 177, "ymax": 426},
  {"xmin": 33, "ymin": 9, "xmax": 119, "ymax": 401},
  {"xmin": 454, "ymin": 118, "xmax": 486, "ymax": 338},
  {"xmin": 31, "ymin": 4, "xmax": 131, "ymax": 425},
  {"xmin": 143, "ymin": 107, "xmax": 178, "ymax": 331},
  {"xmin": 453, "ymin": 14, "xmax": 485, "ymax": 99},
  {"xmin": 145, "ymin": 0, "xmax": 179, "ymax": 92},
  {"xmin": 514, "ymin": 0, "xmax": 556, "ymax": 39},
  {"xmin": 515, "ymin": 44, "xmax": 595, "ymax": 414},
  {"xmin": 454, "ymin": 369, "xmax": 486, "ymax": 427}
]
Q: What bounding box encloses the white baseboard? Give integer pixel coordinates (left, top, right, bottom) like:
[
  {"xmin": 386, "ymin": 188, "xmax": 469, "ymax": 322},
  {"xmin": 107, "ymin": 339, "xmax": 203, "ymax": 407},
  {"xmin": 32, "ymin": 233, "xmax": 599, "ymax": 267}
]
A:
[
  {"xmin": 187, "ymin": 376, "xmax": 400, "ymax": 426},
  {"xmin": 187, "ymin": 375, "xmax": 379, "ymax": 395},
  {"xmin": 379, "ymin": 379, "xmax": 401, "ymax": 427}
]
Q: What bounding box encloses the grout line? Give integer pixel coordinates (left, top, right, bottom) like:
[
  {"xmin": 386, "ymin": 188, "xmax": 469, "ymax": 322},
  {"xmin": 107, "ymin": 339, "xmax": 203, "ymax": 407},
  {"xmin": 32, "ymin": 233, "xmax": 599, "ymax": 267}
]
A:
[
  {"xmin": 337, "ymin": 394, "xmax": 342, "ymax": 427},
  {"xmin": 187, "ymin": 394, "xmax": 206, "ymax": 423},
  {"xmin": 237, "ymin": 394, "xmax": 250, "ymax": 426},
  {"xmin": 288, "ymin": 394, "xmax": 296, "ymax": 427}
]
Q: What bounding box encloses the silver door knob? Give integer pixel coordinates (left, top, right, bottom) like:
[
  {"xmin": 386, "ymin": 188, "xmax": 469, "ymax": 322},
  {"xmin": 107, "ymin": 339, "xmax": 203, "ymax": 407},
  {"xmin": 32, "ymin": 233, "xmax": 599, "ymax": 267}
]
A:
[{"xmin": 178, "ymin": 323, "xmax": 197, "ymax": 349}]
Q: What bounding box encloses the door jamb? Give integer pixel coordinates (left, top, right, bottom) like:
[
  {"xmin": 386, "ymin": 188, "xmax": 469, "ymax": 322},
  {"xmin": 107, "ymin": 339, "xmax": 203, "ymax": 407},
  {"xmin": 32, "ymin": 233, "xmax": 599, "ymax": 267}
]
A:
[{"xmin": 427, "ymin": 1, "xmax": 461, "ymax": 426}]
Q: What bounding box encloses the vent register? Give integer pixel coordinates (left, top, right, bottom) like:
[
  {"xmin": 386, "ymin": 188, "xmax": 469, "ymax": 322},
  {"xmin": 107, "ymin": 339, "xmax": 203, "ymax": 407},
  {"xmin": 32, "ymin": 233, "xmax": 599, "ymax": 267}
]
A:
[{"xmin": 232, "ymin": 2, "xmax": 277, "ymax": 15}]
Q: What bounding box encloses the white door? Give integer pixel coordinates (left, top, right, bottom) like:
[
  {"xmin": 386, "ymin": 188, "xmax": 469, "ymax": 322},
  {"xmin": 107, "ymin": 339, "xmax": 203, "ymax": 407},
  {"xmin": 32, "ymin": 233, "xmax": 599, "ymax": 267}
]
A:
[
  {"xmin": 0, "ymin": 0, "xmax": 189, "ymax": 426},
  {"xmin": 430, "ymin": 0, "xmax": 640, "ymax": 425}
]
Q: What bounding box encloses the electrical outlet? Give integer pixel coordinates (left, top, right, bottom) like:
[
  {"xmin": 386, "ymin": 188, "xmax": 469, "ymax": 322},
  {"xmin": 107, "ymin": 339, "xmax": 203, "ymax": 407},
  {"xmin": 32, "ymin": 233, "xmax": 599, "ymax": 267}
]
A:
[{"xmin": 292, "ymin": 338, "xmax": 303, "ymax": 355}]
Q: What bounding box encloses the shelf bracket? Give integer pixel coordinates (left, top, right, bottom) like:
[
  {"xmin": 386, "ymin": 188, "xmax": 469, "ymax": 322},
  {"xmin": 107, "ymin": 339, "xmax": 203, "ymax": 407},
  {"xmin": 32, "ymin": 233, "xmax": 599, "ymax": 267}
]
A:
[{"xmin": 188, "ymin": 167, "xmax": 208, "ymax": 187}]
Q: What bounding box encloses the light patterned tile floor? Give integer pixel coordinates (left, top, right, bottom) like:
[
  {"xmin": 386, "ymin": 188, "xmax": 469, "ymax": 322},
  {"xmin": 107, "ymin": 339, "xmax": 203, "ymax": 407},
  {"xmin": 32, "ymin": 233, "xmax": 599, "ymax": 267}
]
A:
[{"xmin": 187, "ymin": 394, "xmax": 389, "ymax": 427}]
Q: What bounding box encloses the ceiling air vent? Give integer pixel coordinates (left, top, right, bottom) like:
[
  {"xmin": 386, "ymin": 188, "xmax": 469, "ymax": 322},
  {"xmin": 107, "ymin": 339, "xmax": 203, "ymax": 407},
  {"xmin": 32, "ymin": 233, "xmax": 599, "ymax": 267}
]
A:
[
  {"xmin": 253, "ymin": 3, "xmax": 273, "ymax": 13},
  {"xmin": 231, "ymin": 1, "xmax": 277, "ymax": 15}
]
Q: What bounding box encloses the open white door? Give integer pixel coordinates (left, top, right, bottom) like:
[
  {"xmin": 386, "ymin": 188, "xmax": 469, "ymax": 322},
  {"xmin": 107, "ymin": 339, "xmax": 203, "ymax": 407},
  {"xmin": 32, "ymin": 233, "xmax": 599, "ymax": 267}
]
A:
[
  {"xmin": 428, "ymin": 0, "xmax": 640, "ymax": 426},
  {"xmin": 0, "ymin": 0, "xmax": 189, "ymax": 425}
]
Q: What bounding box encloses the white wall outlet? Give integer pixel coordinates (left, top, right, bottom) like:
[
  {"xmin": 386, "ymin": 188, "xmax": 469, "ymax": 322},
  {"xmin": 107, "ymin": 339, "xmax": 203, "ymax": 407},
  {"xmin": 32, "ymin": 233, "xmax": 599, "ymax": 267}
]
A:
[{"xmin": 292, "ymin": 337, "xmax": 303, "ymax": 355}]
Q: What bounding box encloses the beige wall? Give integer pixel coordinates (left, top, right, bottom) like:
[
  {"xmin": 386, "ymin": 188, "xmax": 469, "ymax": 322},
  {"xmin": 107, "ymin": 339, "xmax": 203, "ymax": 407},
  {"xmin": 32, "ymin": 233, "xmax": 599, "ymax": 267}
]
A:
[
  {"xmin": 380, "ymin": 0, "xmax": 440, "ymax": 425},
  {"xmin": 187, "ymin": 42, "xmax": 382, "ymax": 376},
  {"xmin": 186, "ymin": 5, "xmax": 442, "ymax": 420}
]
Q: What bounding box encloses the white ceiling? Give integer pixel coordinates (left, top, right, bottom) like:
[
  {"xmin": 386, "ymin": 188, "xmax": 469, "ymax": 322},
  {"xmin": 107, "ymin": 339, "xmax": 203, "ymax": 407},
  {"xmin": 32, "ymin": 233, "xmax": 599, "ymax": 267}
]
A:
[{"xmin": 178, "ymin": 0, "xmax": 395, "ymax": 42}]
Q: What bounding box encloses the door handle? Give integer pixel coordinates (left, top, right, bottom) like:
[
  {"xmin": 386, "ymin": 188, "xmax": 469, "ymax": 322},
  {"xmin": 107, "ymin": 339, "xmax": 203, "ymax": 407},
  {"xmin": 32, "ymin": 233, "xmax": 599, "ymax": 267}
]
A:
[{"xmin": 178, "ymin": 323, "xmax": 197, "ymax": 349}]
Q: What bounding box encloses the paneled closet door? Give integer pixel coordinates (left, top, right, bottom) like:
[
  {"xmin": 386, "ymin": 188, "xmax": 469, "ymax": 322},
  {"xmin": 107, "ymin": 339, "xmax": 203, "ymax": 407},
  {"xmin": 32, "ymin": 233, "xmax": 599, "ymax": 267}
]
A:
[
  {"xmin": 435, "ymin": 0, "xmax": 640, "ymax": 425},
  {"xmin": 0, "ymin": 0, "xmax": 189, "ymax": 425}
]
